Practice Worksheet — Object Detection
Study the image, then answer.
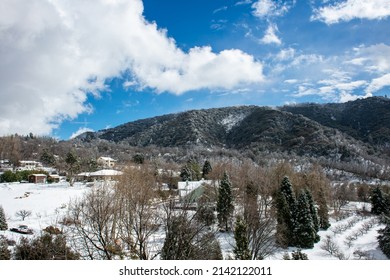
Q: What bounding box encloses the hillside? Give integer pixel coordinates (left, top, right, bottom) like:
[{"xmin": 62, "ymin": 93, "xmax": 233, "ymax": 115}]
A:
[
  {"xmin": 281, "ymin": 97, "xmax": 390, "ymax": 146},
  {"xmin": 76, "ymin": 97, "xmax": 390, "ymax": 162}
]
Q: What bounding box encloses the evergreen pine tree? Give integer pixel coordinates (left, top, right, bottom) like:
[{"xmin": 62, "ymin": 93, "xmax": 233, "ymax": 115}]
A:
[
  {"xmin": 0, "ymin": 206, "xmax": 8, "ymax": 231},
  {"xmin": 280, "ymin": 177, "xmax": 296, "ymax": 210},
  {"xmin": 180, "ymin": 166, "xmax": 192, "ymax": 181},
  {"xmin": 233, "ymin": 216, "xmax": 251, "ymax": 260},
  {"xmin": 180, "ymin": 159, "xmax": 201, "ymax": 181},
  {"xmin": 217, "ymin": 172, "xmax": 234, "ymax": 232},
  {"xmin": 275, "ymin": 176, "xmax": 296, "ymax": 246},
  {"xmin": 294, "ymin": 191, "xmax": 316, "ymax": 249},
  {"xmin": 371, "ymin": 187, "xmax": 389, "ymax": 215},
  {"xmin": 275, "ymin": 191, "xmax": 291, "ymax": 247},
  {"xmin": 378, "ymin": 216, "xmax": 390, "ymax": 258},
  {"xmin": 305, "ymin": 189, "xmax": 320, "ymax": 242},
  {"xmin": 202, "ymin": 160, "xmax": 212, "ymax": 179},
  {"xmin": 317, "ymin": 188, "xmax": 331, "ymax": 230}
]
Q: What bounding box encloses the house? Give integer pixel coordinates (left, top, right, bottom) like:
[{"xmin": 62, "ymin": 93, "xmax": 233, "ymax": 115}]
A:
[
  {"xmin": 28, "ymin": 174, "xmax": 47, "ymax": 184},
  {"xmin": 97, "ymin": 157, "xmax": 117, "ymax": 169},
  {"xmin": 177, "ymin": 179, "xmax": 216, "ymax": 198},
  {"xmin": 0, "ymin": 159, "xmax": 13, "ymax": 171},
  {"xmin": 18, "ymin": 160, "xmax": 43, "ymax": 170},
  {"xmin": 77, "ymin": 169, "xmax": 123, "ymax": 182}
]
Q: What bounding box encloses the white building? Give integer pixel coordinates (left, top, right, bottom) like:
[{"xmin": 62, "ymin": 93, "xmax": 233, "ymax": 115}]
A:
[
  {"xmin": 18, "ymin": 160, "xmax": 43, "ymax": 170},
  {"xmin": 177, "ymin": 179, "xmax": 216, "ymax": 198},
  {"xmin": 97, "ymin": 156, "xmax": 117, "ymax": 168}
]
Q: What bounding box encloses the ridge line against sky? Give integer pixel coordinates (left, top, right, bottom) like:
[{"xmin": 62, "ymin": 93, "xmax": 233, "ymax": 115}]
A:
[{"xmin": 0, "ymin": 0, "xmax": 389, "ymax": 139}]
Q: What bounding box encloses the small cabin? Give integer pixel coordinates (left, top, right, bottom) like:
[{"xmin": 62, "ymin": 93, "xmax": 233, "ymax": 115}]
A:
[{"xmin": 28, "ymin": 174, "xmax": 47, "ymax": 184}]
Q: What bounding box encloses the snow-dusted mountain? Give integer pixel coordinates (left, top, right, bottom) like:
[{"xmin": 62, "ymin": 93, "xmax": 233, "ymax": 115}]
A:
[{"xmin": 76, "ymin": 97, "xmax": 390, "ymax": 161}]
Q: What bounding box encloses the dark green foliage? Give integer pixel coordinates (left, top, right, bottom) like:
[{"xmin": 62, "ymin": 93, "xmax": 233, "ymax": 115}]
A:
[
  {"xmin": 0, "ymin": 170, "xmax": 18, "ymax": 183},
  {"xmin": 0, "ymin": 206, "xmax": 8, "ymax": 231},
  {"xmin": 202, "ymin": 160, "xmax": 212, "ymax": 179},
  {"xmin": 132, "ymin": 153, "xmax": 145, "ymax": 164},
  {"xmin": 275, "ymin": 177, "xmax": 296, "ymax": 247},
  {"xmin": 305, "ymin": 190, "xmax": 320, "ymax": 242},
  {"xmin": 0, "ymin": 169, "xmax": 49, "ymax": 183},
  {"xmin": 14, "ymin": 233, "xmax": 79, "ymax": 260},
  {"xmin": 233, "ymin": 216, "xmax": 251, "ymax": 260},
  {"xmin": 371, "ymin": 187, "xmax": 389, "ymax": 215},
  {"xmin": 280, "ymin": 177, "xmax": 296, "ymax": 212},
  {"xmin": 283, "ymin": 250, "xmax": 309, "ymax": 260},
  {"xmin": 275, "ymin": 179, "xmax": 320, "ymax": 248},
  {"xmin": 40, "ymin": 149, "xmax": 56, "ymax": 166},
  {"xmin": 180, "ymin": 159, "xmax": 201, "ymax": 181},
  {"xmin": 317, "ymin": 188, "xmax": 331, "ymax": 230},
  {"xmin": 378, "ymin": 216, "xmax": 390, "ymax": 258},
  {"xmin": 65, "ymin": 151, "xmax": 79, "ymax": 177},
  {"xmin": 217, "ymin": 172, "xmax": 234, "ymax": 232},
  {"xmin": 294, "ymin": 191, "xmax": 316, "ymax": 249},
  {"xmin": 161, "ymin": 215, "xmax": 222, "ymax": 260}
]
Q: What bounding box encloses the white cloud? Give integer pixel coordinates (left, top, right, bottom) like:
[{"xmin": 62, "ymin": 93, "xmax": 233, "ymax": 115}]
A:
[
  {"xmin": 235, "ymin": 0, "xmax": 253, "ymax": 6},
  {"xmin": 351, "ymin": 44, "xmax": 390, "ymax": 73},
  {"xmin": 366, "ymin": 73, "xmax": 390, "ymax": 94},
  {"xmin": 252, "ymin": 0, "xmax": 292, "ymax": 19},
  {"xmin": 0, "ymin": 0, "xmax": 264, "ymax": 136},
  {"xmin": 69, "ymin": 127, "xmax": 94, "ymax": 139},
  {"xmin": 312, "ymin": 0, "xmax": 390, "ymax": 24},
  {"xmin": 339, "ymin": 92, "xmax": 372, "ymax": 103},
  {"xmin": 260, "ymin": 24, "xmax": 282, "ymax": 45}
]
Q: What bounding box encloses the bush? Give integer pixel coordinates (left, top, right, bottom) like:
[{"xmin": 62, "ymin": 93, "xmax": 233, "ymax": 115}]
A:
[
  {"xmin": 0, "ymin": 235, "xmax": 11, "ymax": 260},
  {"xmin": 14, "ymin": 233, "xmax": 79, "ymax": 260}
]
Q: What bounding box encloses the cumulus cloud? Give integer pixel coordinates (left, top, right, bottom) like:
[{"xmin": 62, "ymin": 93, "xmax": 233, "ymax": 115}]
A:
[
  {"xmin": 0, "ymin": 0, "xmax": 264, "ymax": 136},
  {"xmin": 260, "ymin": 24, "xmax": 282, "ymax": 45},
  {"xmin": 312, "ymin": 0, "xmax": 390, "ymax": 24}
]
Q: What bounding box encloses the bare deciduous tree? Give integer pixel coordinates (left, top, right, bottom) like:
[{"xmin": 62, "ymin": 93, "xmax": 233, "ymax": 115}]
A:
[
  {"xmin": 16, "ymin": 210, "xmax": 32, "ymax": 221},
  {"xmin": 116, "ymin": 166, "xmax": 160, "ymax": 260},
  {"xmin": 68, "ymin": 183, "xmax": 120, "ymax": 260}
]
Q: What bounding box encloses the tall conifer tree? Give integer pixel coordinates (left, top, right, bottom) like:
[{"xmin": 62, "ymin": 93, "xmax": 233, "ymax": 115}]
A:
[
  {"xmin": 294, "ymin": 191, "xmax": 316, "ymax": 249},
  {"xmin": 217, "ymin": 172, "xmax": 234, "ymax": 232},
  {"xmin": 0, "ymin": 206, "xmax": 8, "ymax": 231},
  {"xmin": 233, "ymin": 216, "xmax": 251, "ymax": 260}
]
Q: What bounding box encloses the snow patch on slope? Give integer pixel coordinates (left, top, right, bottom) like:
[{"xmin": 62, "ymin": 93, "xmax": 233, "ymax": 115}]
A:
[{"xmin": 220, "ymin": 113, "xmax": 247, "ymax": 132}]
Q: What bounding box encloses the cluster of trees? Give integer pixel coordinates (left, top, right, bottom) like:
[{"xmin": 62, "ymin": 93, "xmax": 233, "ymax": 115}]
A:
[
  {"xmin": 274, "ymin": 177, "xmax": 328, "ymax": 249},
  {"xmin": 0, "ymin": 160, "xmax": 345, "ymax": 260},
  {"xmin": 179, "ymin": 159, "xmax": 212, "ymax": 181}
]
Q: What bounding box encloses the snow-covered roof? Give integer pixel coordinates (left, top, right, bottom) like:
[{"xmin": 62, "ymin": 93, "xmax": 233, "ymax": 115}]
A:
[
  {"xmin": 98, "ymin": 156, "xmax": 117, "ymax": 161},
  {"xmin": 90, "ymin": 169, "xmax": 122, "ymax": 176},
  {"xmin": 77, "ymin": 169, "xmax": 123, "ymax": 177}
]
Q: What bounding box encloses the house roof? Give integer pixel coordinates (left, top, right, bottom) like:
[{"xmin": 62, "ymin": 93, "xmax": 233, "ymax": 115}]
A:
[
  {"xmin": 77, "ymin": 169, "xmax": 123, "ymax": 177},
  {"xmin": 29, "ymin": 174, "xmax": 47, "ymax": 177},
  {"xmin": 98, "ymin": 157, "xmax": 117, "ymax": 162}
]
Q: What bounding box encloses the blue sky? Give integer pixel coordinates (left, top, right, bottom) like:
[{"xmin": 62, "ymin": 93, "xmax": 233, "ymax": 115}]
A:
[{"xmin": 0, "ymin": 0, "xmax": 390, "ymax": 139}]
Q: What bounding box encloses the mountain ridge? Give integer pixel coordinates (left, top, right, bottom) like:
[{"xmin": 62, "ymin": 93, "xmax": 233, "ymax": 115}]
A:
[{"xmin": 76, "ymin": 97, "xmax": 390, "ymax": 160}]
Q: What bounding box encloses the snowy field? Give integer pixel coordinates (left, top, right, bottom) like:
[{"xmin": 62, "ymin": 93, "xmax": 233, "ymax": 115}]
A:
[
  {"xmin": 0, "ymin": 182, "xmax": 388, "ymax": 260},
  {"xmin": 0, "ymin": 182, "xmax": 87, "ymax": 243}
]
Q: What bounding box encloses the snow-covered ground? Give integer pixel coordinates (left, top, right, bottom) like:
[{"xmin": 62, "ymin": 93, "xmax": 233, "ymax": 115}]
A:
[
  {"xmin": 0, "ymin": 182, "xmax": 388, "ymax": 260},
  {"xmin": 0, "ymin": 182, "xmax": 87, "ymax": 243}
]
